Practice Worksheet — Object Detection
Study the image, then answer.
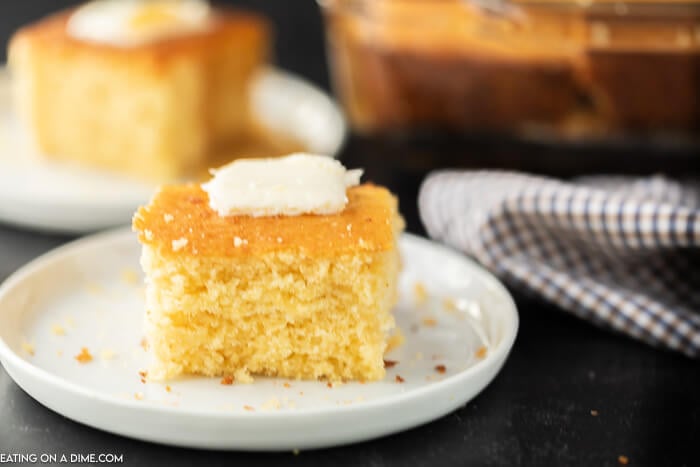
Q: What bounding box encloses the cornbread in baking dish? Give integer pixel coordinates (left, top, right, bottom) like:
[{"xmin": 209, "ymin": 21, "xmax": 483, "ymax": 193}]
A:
[
  {"xmin": 132, "ymin": 184, "xmax": 404, "ymax": 382},
  {"xmin": 7, "ymin": 4, "xmax": 270, "ymax": 181}
]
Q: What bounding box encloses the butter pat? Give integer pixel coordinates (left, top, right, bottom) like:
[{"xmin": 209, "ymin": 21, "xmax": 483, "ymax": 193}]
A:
[
  {"xmin": 67, "ymin": 0, "xmax": 211, "ymax": 47},
  {"xmin": 202, "ymin": 154, "xmax": 363, "ymax": 217}
]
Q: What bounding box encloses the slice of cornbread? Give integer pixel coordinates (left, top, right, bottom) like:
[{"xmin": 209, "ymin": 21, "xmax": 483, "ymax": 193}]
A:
[
  {"xmin": 8, "ymin": 8, "xmax": 269, "ymax": 181},
  {"xmin": 132, "ymin": 184, "xmax": 404, "ymax": 382}
]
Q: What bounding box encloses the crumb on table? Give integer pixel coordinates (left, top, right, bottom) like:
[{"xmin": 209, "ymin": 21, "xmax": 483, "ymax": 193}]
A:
[
  {"xmin": 475, "ymin": 346, "xmax": 488, "ymax": 359},
  {"xmin": 51, "ymin": 324, "xmax": 66, "ymax": 336},
  {"xmin": 590, "ymin": 409, "xmax": 599, "ymax": 416},
  {"xmin": 618, "ymin": 455, "xmax": 629, "ymax": 465},
  {"xmin": 435, "ymin": 364, "xmax": 446, "ymax": 374},
  {"xmin": 383, "ymin": 359, "xmax": 398, "ymax": 368},
  {"xmin": 395, "ymin": 375, "xmax": 405, "ymax": 383}
]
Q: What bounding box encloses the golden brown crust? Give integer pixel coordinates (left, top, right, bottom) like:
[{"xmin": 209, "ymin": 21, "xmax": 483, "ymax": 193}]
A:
[
  {"xmin": 133, "ymin": 184, "xmax": 400, "ymax": 257},
  {"xmin": 8, "ymin": 7, "xmax": 271, "ymax": 71}
]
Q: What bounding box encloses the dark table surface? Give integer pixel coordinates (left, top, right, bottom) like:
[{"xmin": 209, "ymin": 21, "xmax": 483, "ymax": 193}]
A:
[{"xmin": 1, "ymin": 2, "xmax": 699, "ymax": 467}]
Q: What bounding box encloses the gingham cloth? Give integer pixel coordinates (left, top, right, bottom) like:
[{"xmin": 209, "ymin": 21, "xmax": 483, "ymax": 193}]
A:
[{"xmin": 419, "ymin": 171, "xmax": 700, "ymax": 358}]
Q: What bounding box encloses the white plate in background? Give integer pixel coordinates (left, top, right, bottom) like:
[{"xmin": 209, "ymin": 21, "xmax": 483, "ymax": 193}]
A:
[
  {"xmin": 0, "ymin": 230, "xmax": 518, "ymax": 451},
  {"xmin": 0, "ymin": 67, "xmax": 346, "ymax": 234}
]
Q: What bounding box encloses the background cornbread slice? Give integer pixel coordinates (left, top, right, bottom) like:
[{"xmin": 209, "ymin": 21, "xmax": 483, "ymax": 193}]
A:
[
  {"xmin": 8, "ymin": 9, "xmax": 269, "ymax": 181},
  {"xmin": 133, "ymin": 184, "xmax": 404, "ymax": 382}
]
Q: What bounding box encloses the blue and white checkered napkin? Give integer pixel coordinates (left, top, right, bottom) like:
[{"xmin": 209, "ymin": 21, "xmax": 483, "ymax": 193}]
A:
[{"xmin": 419, "ymin": 171, "xmax": 700, "ymax": 358}]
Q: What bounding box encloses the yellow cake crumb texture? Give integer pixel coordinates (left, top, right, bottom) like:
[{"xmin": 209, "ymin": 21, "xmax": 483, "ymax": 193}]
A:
[{"xmin": 134, "ymin": 182, "xmax": 404, "ymax": 382}]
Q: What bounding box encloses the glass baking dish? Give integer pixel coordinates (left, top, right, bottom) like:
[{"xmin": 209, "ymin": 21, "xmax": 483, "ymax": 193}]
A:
[{"xmin": 318, "ymin": 0, "xmax": 700, "ymax": 145}]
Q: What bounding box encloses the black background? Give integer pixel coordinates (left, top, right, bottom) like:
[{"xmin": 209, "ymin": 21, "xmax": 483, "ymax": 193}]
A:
[{"xmin": 0, "ymin": 2, "xmax": 699, "ymax": 467}]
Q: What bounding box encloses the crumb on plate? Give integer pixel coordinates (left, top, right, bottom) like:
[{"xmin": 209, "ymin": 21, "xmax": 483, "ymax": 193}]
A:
[
  {"xmin": 422, "ymin": 317, "xmax": 437, "ymax": 327},
  {"xmin": 261, "ymin": 397, "xmax": 281, "ymax": 411},
  {"xmin": 414, "ymin": 282, "xmax": 428, "ymax": 303},
  {"xmin": 120, "ymin": 268, "xmax": 140, "ymax": 285},
  {"xmin": 20, "ymin": 340, "xmax": 35, "ymax": 356},
  {"xmin": 442, "ymin": 298, "xmax": 457, "ymax": 311},
  {"xmin": 74, "ymin": 347, "xmax": 93, "ymax": 363},
  {"xmin": 386, "ymin": 329, "xmax": 405, "ymax": 352},
  {"xmin": 220, "ymin": 375, "xmax": 234, "ymax": 385}
]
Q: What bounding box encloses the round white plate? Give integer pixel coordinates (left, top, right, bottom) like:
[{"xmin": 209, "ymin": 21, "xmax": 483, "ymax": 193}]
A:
[
  {"xmin": 0, "ymin": 67, "xmax": 346, "ymax": 234},
  {"xmin": 0, "ymin": 229, "xmax": 518, "ymax": 451}
]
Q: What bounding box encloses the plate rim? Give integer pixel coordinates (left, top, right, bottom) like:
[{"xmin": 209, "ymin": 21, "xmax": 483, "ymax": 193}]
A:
[{"xmin": 0, "ymin": 228, "xmax": 518, "ymax": 422}]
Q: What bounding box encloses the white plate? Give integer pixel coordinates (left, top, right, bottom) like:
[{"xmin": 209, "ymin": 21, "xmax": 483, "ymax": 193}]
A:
[
  {"xmin": 0, "ymin": 67, "xmax": 346, "ymax": 234},
  {"xmin": 0, "ymin": 229, "xmax": 518, "ymax": 451}
]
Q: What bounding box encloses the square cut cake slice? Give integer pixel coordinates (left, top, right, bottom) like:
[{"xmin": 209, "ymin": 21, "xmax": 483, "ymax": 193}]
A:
[
  {"xmin": 132, "ymin": 183, "xmax": 404, "ymax": 382},
  {"xmin": 8, "ymin": 7, "xmax": 269, "ymax": 181}
]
